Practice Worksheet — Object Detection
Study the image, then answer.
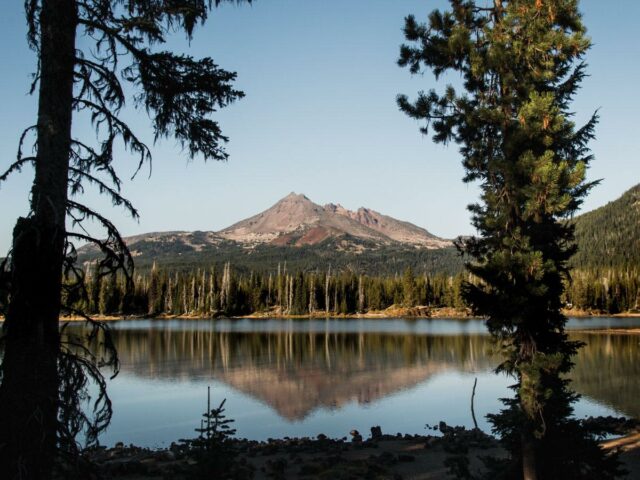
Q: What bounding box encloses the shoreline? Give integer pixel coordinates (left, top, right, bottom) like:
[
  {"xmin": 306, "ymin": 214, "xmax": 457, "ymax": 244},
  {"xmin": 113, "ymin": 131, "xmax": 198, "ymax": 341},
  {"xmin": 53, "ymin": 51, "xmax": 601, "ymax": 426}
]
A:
[
  {"xmin": 60, "ymin": 308, "xmax": 640, "ymax": 322},
  {"xmin": 3, "ymin": 306, "xmax": 640, "ymax": 323},
  {"xmin": 571, "ymin": 328, "xmax": 640, "ymax": 335}
]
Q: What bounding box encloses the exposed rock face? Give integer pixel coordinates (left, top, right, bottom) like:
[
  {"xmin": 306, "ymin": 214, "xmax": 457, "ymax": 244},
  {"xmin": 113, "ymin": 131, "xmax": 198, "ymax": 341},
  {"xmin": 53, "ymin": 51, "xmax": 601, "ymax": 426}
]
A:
[
  {"xmin": 326, "ymin": 203, "xmax": 450, "ymax": 247},
  {"xmin": 219, "ymin": 192, "xmax": 450, "ymax": 249},
  {"xmin": 220, "ymin": 193, "xmax": 327, "ymax": 244}
]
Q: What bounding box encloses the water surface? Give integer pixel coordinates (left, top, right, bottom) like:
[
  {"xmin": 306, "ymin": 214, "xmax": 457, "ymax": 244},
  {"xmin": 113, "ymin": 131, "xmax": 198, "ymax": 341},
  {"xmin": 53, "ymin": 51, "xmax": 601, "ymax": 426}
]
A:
[{"xmin": 71, "ymin": 317, "xmax": 639, "ymax": 447}]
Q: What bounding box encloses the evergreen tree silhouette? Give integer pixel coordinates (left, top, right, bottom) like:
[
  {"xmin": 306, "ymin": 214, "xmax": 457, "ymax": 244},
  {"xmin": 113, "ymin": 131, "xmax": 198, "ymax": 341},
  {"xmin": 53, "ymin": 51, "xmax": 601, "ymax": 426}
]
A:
[
  {"xmin": 398, "ymin": 1, "xmax": 622, "ymax": 478},
  {"xmin": 0, "ymin": 1, "xmax": 251, "ymax": 478}
]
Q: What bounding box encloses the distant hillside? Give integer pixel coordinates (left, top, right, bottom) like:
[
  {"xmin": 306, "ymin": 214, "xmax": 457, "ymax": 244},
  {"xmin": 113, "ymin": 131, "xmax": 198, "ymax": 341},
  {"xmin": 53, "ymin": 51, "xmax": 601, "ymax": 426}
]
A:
[
  {"xmin": 79, "ymin": 235, "xmax": 463, "ymax": 276},
  {"xmin": 571, "ymin": 184, "xmax": 640, "ymax": 270}
]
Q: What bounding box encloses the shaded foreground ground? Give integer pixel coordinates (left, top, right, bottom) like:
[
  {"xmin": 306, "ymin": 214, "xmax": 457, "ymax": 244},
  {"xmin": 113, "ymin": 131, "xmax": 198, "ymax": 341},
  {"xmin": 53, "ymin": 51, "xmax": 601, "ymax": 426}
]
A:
[{"xmin": 82, "ymin": 426, "xmax": 640, "ymax": 479}]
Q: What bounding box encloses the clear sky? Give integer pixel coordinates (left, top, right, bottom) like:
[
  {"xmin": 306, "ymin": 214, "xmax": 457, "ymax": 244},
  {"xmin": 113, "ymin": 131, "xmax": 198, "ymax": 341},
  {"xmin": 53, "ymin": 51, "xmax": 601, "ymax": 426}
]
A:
[{"xmin": 1, "ymin": 0, "xmax": 639, "ymax": 254}]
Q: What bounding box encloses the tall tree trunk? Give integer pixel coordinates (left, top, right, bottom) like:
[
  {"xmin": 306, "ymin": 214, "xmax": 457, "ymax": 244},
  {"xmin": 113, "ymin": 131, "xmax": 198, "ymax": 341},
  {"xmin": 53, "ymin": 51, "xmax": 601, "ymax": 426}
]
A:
[
  {"xmin": 521, "ymin": 433, "xmax": 538, "ymax": 480},
  {"xmin": 0, "ymin": 1, "xmax": 76, "ymax": 479},
  {"xmin": 520, "ymin": 368, "xmax": 538, "ymax": 480}
]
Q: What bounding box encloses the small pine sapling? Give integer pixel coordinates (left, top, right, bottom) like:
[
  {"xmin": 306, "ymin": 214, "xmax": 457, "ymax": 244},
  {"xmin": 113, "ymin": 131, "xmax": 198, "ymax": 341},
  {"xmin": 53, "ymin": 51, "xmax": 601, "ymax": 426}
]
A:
[{"xmin": 182, "ymin": 387, "xmax": 249, "ymax": 479}]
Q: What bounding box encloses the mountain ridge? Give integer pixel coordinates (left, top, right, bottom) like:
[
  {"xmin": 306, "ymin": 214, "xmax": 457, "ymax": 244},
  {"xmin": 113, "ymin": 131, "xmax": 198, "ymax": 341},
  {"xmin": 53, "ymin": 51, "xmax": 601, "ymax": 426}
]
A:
[
  {"xmin": 218, "ymin": 192, "xmax": 449, "ymax": 248},
  {"xmin": 77, "ymin": 183, "xmax": 640, "ymax": 275},
  {"xmin": 76, "ymin": 192, "xmax": 458, "ymax": 274}
]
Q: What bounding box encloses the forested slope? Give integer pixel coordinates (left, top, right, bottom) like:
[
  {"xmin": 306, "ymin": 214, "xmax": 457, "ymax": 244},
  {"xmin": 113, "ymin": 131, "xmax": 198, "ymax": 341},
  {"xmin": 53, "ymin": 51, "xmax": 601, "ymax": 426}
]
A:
[
  {"xmin": 78, "ymin": 236, "xmax": 464, "ymax": 276},
  {"xmin": 562, "ymin": 184, "xmax": 640, "ymax": 312},
  {"xmin": 571, "ymin": 184, "xmax": 640, "ymax": 270}
]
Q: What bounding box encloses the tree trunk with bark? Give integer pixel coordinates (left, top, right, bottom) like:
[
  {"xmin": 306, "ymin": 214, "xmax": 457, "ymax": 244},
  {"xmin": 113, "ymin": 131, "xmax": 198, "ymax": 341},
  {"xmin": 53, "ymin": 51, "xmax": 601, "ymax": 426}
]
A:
[
  {"xmin": 521, "ymin": 432, "xmax": 538, "ymax": 480},
  {"xmin": 520, "ymin": 366, "xmax": 539, "ymax": 480},
  {"xmin": 0, "ymin": 1, "xmax": 76, "ymax": 479}
]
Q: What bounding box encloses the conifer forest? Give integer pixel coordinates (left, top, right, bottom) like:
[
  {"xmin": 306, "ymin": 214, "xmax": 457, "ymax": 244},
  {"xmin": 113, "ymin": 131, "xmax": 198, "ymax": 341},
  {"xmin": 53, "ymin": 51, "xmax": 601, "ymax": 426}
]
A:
[{"xmin": 73, "ymin": 263, "xmax": 640, "ymax": 318}]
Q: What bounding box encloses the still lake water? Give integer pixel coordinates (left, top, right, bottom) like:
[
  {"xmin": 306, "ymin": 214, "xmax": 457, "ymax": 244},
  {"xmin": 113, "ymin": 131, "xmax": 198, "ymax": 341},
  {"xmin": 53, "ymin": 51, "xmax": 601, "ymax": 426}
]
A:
[{"xmin": 71, "ymin": 317, "xmax": 640, "ymax": 447}]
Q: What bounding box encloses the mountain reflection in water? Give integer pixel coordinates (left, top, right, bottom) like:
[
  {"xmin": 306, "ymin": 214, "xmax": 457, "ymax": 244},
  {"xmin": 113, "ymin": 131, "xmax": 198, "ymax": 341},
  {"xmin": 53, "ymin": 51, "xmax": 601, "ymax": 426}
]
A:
[
  {"xmin": 68, "ymin": 318, "xmax": 639, "ymax": 446},
  {"xmin": 113, "ymin": 329, "xmax": 496, "ymax": 420}
]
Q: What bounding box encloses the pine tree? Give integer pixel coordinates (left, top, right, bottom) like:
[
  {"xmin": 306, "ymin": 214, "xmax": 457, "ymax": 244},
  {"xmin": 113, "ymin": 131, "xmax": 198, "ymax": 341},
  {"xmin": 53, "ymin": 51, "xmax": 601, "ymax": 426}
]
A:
[
  {"xmin": 165, "ymin": 274, "xmax": 174, "ymax": 314},
  {"xmin": 98, "ymin": 273, "xmax": 119, "ymax": 315},
  {"xmin": 325, "ymin": 267, "xmax": 331, "ymax": 314},
  {"xmin": 220, "ymin": 262, "xmax": 231, "ymax": 313},
  {"xmin": 0, "ymin": 1, "xmax": 251, "ymax": 477},
  {"xmin": 277, "ymin": 263, "xmax": 283, "ymax": 309},
  {"xmin": 308, "ymin": 273, "xmax": 317, "ymax": 314},
  {"xmin": 358, "ymin": 274, "xmax": 366, "ymax": 313},
  {"xmin": 402, "ymin": 266, "xmax": 416, "ymax": 307},
  {"xmin": 88, "ymin": 263, "xmax": 101, "ymax": 313},
  {"xmin": 189, "ymin": 275, "xmax": 197, "ymax": 314},
  {"xmin": 147, "ymin": 261, "xmax": 163, "ymax": 316},
  {"xmin": 207, "ymin": 268, "xmax": 216, "ymax": 315},
  {"xmin": 184, "ymin": 393, "xmax": 238, "ymax": 479},
  {"xmin": 399, "ymin": 1, "xmax": 620, "ymax": 478},
  {"xmin": 424, "ymin": 275, "xmax": 432, "ymax": 306}
]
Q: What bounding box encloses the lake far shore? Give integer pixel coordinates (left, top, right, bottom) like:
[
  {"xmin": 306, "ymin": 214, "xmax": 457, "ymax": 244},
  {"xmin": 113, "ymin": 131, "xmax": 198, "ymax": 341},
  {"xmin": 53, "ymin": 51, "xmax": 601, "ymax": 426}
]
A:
[{"xmin": 2, "ymin": 306, "xmax": 640, "ymax": 323}]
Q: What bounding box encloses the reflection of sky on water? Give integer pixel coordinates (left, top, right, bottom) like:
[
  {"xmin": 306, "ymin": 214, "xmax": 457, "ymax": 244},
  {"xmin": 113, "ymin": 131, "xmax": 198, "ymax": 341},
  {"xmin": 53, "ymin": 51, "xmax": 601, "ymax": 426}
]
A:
[
  {"xmin": 73, "ymin": 318, "xmax": 640, "ymax": 448},
  {"xmin": 108, "ymin": 316, "xmax": 640, "ymax": 335}
]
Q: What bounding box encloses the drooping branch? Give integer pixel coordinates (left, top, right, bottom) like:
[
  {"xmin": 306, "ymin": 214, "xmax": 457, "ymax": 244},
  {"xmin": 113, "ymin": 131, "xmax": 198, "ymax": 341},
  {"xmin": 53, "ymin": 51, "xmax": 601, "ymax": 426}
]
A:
[
  {"xmin": 73, "ymin": 97, "xmax": 152, "ymax": 177},
  {"xmin": 68, "ymin": 166, "xmax": 138, "ymax": 218},
  {"xmin": 65, "ymin": 200, "xmax": 134, "ymax": 283},
  {"xmin": 71, "ymin": 138, "xmax": 121, "ymax": 187},
  {"xmin": 126, "ymin": 51, "xmax": 244, "ymax": 160},
  {"xmin": 0, "ymin": 125, "xmax": 39, "ymax": 185},
  {"xmin": 58, "ymin": 315, "xmax": 118, "ymax": 450},
  {"xmin": 75, "ymin": 54, "xmax": 125, "ymax": 112},
  {"xmin": 0, "ymin": 157, "xmax": 36, "ymax": 184}
]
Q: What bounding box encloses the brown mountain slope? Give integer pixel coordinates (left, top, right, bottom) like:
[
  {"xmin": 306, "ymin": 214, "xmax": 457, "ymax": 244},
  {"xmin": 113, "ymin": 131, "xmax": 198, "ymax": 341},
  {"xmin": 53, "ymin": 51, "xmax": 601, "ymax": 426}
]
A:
[
  {"xmin": 77, "ymin": 193, "xmax": 453, "ymax": 267},
  {"xmin": 219, "ymin": 192, "xmax": 450, "ymax": 248},
  {"xmin": 326, "ymin": 203, "xmax": 450, "ymax": 247}
]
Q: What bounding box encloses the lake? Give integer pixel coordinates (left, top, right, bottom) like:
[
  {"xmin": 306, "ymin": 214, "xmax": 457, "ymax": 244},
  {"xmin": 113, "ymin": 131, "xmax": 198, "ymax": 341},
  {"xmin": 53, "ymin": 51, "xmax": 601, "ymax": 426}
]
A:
[{"xmin": 69, "ymin": 317, "xmax": 640, "ymax": 448}]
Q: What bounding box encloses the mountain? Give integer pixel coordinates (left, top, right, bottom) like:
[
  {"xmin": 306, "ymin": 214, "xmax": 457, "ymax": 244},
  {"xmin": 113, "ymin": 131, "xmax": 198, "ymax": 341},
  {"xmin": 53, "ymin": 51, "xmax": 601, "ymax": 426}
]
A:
[
  {"xmin": 76, "ymin": 185, "xmax": 640, "ymax": 275},
  {"xmin": 78, "ymin": 193, "xmax": 460, "ymax": 274},
  {"xmin": 219, "ymin": 192, "xmax": 449, "ymax": 248},
  {"xmin": 571, "ymin": 183, "xmax": 640, "ymax": 270}
]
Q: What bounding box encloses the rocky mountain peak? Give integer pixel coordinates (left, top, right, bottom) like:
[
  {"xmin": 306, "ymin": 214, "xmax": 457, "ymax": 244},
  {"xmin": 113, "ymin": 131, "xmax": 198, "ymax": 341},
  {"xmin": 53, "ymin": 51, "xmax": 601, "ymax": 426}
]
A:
[
  {"xmin": 324, "ymin": 203, "xmax": 350, "ymax": 216},
  {"xmin": 282, "ymin": 192, "xmax": 311, "ymax": 202},
  {"xmin": 218, "ymin": 193, "xmax": 450, "ymax": 248}
]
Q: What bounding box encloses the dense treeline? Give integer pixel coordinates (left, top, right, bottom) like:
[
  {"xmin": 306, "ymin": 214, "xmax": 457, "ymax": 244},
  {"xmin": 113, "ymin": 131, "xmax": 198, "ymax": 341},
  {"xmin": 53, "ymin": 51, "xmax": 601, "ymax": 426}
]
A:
[
  {"xmin": 71, "ymin": 262, "xmax": 640, "ymax": 317},
  {"xmin": 563, "ymin": 269, "xmax": 640, "ymax": 313},
  {"xmin": 73, "ymin": 263, "xmax": 467, "ymax": 317}
]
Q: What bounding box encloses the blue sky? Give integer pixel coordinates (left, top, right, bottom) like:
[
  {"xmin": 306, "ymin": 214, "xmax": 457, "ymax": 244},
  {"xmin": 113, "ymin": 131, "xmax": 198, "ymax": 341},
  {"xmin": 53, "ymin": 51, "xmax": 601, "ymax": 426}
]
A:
[{"xmin": 1, "ymin": 0, "xmax": 639, "ymax": 253}]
